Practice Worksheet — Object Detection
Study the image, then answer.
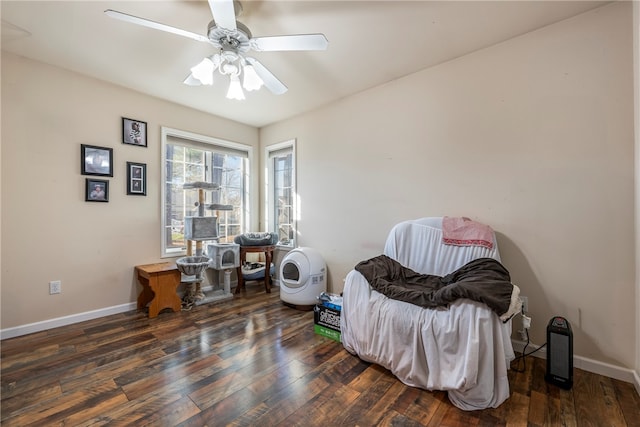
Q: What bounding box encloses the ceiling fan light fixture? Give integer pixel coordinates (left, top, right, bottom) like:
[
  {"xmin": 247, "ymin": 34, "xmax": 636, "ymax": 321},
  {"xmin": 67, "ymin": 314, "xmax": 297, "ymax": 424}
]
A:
[
  {"xmin": 183, "ymin": 73, "xmax": 203, "ymax": 86},
  {"xmin": 190, "ymin": 57, "xmax": 215, "ymax": 85},
  {"xmin": 222, "ymin": 62, "xmax": 239, "ymax": 76},
  {"xmin": 242, "ymin": 63, "xmax": 263, "ymax": 91},
  {"xmin": 226, "ymin": 74, "xmax": 245, "ymax": 100}
]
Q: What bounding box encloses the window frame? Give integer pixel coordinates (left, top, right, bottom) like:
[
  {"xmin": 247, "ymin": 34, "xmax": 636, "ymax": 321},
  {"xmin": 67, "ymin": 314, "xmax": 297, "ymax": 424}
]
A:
[
  {"xmin": 264, "ymin": 139, "xmax": 297, "ymax": 248},
  {"xmin": 161, "ymin": 127, "xmax": 253, "ymax": 258}
]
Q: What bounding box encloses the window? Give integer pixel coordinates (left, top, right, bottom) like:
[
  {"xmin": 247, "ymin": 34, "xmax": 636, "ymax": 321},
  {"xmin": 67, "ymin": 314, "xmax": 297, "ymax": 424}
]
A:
[
  {"xmin": 161, "ymin": 127, "xmax": 251, "ymax": 257},
  {"xmin": 265, "ymin": 140, "xmax": 296, "ymax": 247}
]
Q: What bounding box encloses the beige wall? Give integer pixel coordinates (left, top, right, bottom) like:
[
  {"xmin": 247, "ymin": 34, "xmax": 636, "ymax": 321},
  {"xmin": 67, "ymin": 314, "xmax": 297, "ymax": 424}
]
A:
[
  {"xmin": 261, "ymin": 3, "xmax": 636, "ymax": 369},
  {"xmin": 1, "ymin": 52, "xmax": 258, "ymax": 329}
]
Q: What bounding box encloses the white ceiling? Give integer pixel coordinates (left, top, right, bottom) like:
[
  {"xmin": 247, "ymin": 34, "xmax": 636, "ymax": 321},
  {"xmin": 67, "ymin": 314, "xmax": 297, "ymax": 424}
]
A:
[{"xmin": 1, "ymin": 1, "xmax": 609, "ymax": 128}]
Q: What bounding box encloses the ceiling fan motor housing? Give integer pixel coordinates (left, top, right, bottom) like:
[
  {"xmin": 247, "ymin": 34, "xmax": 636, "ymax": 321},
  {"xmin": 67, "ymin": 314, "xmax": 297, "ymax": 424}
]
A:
[{"xmin": 208, "ymin": 20, "xmax": 252, "ymax": 53}]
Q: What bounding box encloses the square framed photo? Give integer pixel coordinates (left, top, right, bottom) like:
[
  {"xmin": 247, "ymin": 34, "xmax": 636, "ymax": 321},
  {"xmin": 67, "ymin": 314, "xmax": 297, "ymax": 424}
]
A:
[
  {"xmin": 81, "ymin": 144, "xmax": 113, "ymax": 177},
  {"xmin": 122, "ymin": 117, "xmax": 147, "ymax": 147},
  {"xmin": 127, "ymin": 162, "xmax": 147, "ymax": 196},
  {"xmin": 85, "ymin": 178, "xmax": 109, "ymax": 202}
]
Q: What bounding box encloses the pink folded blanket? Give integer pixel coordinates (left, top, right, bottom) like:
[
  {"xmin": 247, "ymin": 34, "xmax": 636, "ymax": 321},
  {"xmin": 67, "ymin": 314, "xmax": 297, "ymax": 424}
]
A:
[{"xmin": 442, "ymin": 216, "xmax": 494, "ymax": 249}]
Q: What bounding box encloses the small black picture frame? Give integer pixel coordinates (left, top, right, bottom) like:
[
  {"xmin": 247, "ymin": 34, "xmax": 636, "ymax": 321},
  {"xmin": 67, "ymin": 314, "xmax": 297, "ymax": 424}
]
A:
[
  {"xmin": 81, "ymin": 144, "xmax": 113, "ymax": 177},
  {"xmin": 127, "ymin": 162, "xmax": 147, "ymax": 196},
  {"xmin": 86, "ymin": 178, "xmax": 109, "ymax": 202},
  {"xmin": 122, "ymin": 117, "xmax": 147, "ymax": 147}
]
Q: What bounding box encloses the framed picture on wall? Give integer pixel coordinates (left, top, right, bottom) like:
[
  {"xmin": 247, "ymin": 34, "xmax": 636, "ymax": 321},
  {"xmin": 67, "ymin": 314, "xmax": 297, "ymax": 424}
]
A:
[
  {"xmin": 81, "ymin": 144, "xmax": 113, "ymax": 177},
  {"xmin": 122, "ymin": 117, "xmax": 147, "ymax": 147},
  {"xmin": 85, "ymin": 178, "xmax": 109, "ymax": 202},
  {"xmin": 126, "ymin": 161, "xmax": 147, "ymax": 196}
]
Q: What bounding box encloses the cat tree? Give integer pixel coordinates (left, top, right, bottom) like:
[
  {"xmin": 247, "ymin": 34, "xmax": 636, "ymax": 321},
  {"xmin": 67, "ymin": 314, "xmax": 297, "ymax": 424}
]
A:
[{"xmin": 177, "ymin": 182, "xmax": 238, "ymax": 309}]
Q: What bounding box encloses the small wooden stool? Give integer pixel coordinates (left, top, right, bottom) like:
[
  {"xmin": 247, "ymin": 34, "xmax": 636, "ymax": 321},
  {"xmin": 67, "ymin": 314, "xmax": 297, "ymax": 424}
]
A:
[
  {"xmin": 235, "ymin": 245, "xmax": 275, "ymax": 294},
  {"xmin": 135, "ymin": 262, "xmax": 182, "ymax": 318}
]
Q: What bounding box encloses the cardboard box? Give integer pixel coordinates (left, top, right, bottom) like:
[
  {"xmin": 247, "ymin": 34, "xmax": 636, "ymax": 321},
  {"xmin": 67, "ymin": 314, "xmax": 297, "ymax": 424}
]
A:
[
  {"xmin": 314, "ymin": 304, "xmax": 341, "ymax": 342},
  {"xmin": 314, "ymin": 324, "xmax": 341, "ymax": 342}
]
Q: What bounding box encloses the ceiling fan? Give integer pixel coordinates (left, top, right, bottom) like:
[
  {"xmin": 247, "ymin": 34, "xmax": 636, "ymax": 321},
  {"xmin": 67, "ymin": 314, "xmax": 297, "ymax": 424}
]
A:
[{"xmin": 105, "ymin": 0, "xmax": 328, "ymax": 100}]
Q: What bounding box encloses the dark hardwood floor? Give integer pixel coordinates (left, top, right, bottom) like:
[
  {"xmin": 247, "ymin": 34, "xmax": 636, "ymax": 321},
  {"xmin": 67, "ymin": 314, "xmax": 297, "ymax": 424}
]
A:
[{"xmin": 2, "ymin": 284, "xmax": 639, "ymax": 426}]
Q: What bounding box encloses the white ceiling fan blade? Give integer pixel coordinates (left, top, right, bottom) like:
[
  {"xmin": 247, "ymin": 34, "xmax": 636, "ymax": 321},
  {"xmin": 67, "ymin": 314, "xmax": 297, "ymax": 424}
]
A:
[
  {"xmin": 245, "ymin": 57, "xmax": 287, "ymax": 95},
  {"xmin": 251, "ymin": 34, "xmax": 328, "ymax": 52},
  {"xmin": 104, "ymin": 9, "xmax": 210, "ymax": 44},
  {"xmin": 208, "ymin": 0, "xmax": 237, "ymax": 31}
]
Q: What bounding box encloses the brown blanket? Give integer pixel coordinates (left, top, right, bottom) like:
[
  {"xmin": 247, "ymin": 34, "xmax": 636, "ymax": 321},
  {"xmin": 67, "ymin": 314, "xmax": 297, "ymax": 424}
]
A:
[{"xmin": 355, "ymin": 255, "xmax": 514, "ymax": 317}]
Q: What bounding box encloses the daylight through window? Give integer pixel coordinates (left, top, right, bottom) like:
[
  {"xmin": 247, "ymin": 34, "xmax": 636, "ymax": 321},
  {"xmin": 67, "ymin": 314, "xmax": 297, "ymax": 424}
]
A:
[
  {"xmin": 267, "ymin": 140, "xmax": 296, "ymax": 247},
  {"xmin": 162, "ymin": 129, "xmax": 250, "ymax": 256}
]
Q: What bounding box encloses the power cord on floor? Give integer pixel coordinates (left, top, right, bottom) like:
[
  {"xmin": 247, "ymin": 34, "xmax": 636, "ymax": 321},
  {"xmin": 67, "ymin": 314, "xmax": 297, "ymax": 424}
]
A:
[{"xmin": 511, "ymin": 314, "xmax": 547, "ymax": 373}]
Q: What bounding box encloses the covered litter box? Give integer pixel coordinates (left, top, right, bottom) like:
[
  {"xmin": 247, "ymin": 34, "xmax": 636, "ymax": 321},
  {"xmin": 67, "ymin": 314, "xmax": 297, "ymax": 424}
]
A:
[{"xmin": 280, "ymin": 247, "xmax": 326, "ymax": 307}]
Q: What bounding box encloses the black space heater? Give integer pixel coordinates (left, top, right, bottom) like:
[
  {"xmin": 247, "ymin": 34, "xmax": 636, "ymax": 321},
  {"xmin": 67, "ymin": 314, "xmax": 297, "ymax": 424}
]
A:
[{"xmin": 545, "ymin": 316, "xmax": 573, "ymax": 389}]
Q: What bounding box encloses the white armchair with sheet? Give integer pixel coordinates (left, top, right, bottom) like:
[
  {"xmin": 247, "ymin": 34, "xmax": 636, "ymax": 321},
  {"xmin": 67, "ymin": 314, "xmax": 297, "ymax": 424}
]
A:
[{"xmin": 340, "ymin": 217, "xmax": 521, "ymax": 410}]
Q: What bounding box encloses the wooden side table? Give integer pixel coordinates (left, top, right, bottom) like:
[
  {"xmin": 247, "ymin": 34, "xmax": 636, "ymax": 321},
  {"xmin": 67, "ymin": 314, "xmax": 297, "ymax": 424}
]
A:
[
  {"xmin": 236, "ymin": 245, "xmax": 276, "ymax": 294},
  {"xmin": 135, "ymin": 262, "xmax": 182, "ymax": 318}
]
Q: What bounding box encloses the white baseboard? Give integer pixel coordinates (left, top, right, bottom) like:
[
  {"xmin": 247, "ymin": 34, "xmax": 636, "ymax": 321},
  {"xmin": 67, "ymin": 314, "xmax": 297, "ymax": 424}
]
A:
[
  {"xmin": 0, "ymin": 283, "xmax": 240, "ymax": 341},
  {"xmin": 0, "ymin": 302, "xmax": 137, "ymax": 340},
  {"xmin": 512, "ymin": 339, "xmax": 640, "ymax": 393}
]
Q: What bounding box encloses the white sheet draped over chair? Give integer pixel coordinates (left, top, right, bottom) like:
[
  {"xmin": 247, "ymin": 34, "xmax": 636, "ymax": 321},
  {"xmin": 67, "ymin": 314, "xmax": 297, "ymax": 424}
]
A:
[{"xmin": 340, "ymin": 217, "xmax": 515, "ymax": 410}]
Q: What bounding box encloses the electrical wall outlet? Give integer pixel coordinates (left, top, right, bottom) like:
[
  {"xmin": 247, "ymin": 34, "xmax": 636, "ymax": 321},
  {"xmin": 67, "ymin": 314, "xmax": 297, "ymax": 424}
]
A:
[
  {"xmin": 49, "ymin": 280, "xmax": 61, "ymax": 295},
  {"xmin": 521, "ymin": 296, "xmax": 528, "ymax": 314},
  {"xmin": 519, "ymin": 328, "xmax": 528, "ymax": 341}
]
